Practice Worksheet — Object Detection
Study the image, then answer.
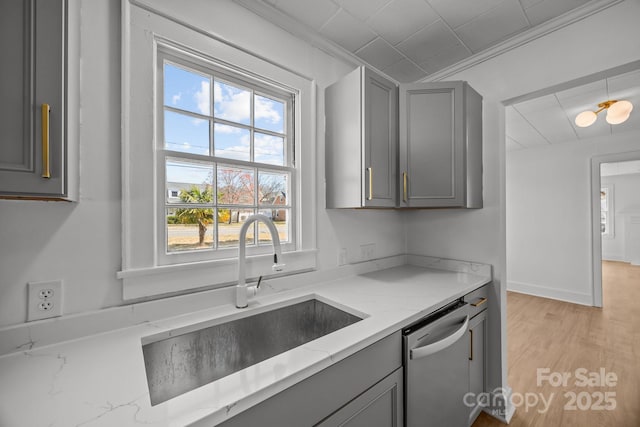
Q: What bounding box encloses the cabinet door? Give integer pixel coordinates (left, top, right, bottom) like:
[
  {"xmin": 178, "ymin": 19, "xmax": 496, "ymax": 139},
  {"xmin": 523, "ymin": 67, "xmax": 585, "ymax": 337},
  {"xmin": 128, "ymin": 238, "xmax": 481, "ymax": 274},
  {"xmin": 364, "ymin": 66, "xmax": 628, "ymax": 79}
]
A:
[
  {"xmin": 317, "ymin": 368, "xmax": 403, "ymax": 427},
  {"xmin": 469, "ymin": 311, "xmax": 487, "ymax": 425},
  {"xmin": 362, "ymin": 68, "xmax": 397, "ymax": 208},
  {"xmin": 0, "ymin": 0, "xmax": 68, "ymax": 199},
  {"xmin": 399, "ymin": 82, "xmax": 465, "ymax": 208}
]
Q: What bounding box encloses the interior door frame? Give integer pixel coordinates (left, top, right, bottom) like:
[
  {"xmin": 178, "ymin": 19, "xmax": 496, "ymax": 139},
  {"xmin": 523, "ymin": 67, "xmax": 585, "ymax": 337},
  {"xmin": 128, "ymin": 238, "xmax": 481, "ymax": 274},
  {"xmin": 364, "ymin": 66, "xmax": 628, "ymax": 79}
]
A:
[{"xmin": 590, "ymin": 150, "xmax": 640, "ymax": 307}]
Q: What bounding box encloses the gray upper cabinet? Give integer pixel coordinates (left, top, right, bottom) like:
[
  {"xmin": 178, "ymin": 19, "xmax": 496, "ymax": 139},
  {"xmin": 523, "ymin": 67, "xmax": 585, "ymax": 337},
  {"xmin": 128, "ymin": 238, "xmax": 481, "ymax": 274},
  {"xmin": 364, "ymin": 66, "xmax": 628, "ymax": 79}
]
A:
[
  {"xmin": 326, "ymin": 67, "xmax": 398, "ymax": 208},
  {"xmin": 399, "ymin": 81, "xmax": 482, "ymax": 208},
  {"xmin": 0, "ymin": 0, "xmax": 77, "ymax": 201}
]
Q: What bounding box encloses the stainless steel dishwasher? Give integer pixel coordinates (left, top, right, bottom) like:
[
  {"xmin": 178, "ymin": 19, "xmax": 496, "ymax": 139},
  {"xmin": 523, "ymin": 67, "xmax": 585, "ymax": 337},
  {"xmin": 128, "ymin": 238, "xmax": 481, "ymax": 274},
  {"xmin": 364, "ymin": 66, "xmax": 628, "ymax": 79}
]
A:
[{"xmin": 403, "ymin": 299, "xmax": 470, "ymax": 427}]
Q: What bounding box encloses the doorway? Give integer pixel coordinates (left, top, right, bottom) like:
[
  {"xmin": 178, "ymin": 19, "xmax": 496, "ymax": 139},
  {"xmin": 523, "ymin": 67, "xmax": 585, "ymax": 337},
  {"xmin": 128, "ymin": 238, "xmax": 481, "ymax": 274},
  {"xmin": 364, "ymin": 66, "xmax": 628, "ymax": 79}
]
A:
[{"xmin": 591, "ymin": 151, "xmax": 640, "ymax": 307}]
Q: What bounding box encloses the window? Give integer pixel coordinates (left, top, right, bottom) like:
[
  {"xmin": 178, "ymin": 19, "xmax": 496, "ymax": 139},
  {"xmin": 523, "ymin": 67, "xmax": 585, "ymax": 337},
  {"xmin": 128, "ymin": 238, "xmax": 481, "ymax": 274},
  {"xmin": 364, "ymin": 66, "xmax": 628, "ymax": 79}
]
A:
[
  {"xmin": 601, "ymin": 184, "xmax": 614, "ymax": 238},
  {"xmin": 121, "ymin": 5, "xmax": 316, "ymax": 299},
  {"xmin": 158, "ymin": 50, "xmax": 295, "ymax": 263}
]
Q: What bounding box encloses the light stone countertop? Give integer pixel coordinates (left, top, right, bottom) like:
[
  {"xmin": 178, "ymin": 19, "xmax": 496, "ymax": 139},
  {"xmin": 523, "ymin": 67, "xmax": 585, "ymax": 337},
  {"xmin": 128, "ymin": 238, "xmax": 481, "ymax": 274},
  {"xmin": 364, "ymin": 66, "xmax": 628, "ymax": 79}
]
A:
[{"xmin": 0, "ymin": 263, "xmax": 491, "ymax": 427}]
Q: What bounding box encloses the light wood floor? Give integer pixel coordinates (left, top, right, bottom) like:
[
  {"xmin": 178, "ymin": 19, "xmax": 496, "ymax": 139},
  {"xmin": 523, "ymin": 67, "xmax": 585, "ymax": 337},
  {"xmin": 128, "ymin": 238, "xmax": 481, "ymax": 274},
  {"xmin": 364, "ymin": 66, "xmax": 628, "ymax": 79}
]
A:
[{"xmin": 473, "ymin": 261, "xmax": 640, "ymax": 427}]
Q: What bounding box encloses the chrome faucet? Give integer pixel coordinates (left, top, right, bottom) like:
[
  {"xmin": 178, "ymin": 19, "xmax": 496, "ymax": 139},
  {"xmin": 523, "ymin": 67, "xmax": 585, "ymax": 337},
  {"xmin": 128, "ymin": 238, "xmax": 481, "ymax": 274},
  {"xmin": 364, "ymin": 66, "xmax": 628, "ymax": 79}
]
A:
[{"xmin": 236, "ymin": 214, "xmax": 285, "ymax": 308}]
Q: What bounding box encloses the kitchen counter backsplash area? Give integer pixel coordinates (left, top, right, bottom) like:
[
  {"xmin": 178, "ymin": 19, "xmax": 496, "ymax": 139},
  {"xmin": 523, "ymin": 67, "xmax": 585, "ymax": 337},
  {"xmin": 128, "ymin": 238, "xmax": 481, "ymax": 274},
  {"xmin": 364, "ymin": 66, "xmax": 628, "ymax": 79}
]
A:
[{"xmin": 0, "ymin": 256, "xmax": 491, "ymax": 426}]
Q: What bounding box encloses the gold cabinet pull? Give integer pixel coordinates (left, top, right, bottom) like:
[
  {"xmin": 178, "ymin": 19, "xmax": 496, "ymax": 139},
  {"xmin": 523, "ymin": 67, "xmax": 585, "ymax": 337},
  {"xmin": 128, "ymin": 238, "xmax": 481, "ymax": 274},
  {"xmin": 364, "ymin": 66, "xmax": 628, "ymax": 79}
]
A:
[
  {"xmin": 403, "ymin": 172, "xmax": 408, "ymax": 202},
  {"xmin": 367, "ymin": 167, "xmax": 373, "ymax": 200},
  {"xmin": 41, "ymin": 103, "xmax": 51, "ymax": 178},
  {"xmin": 471, "ymin": 297, "xmax": 487, "ymax": 307},
  {"xmin": 469, "ymin": 329, "xmax": 474, "ymax": 361}
]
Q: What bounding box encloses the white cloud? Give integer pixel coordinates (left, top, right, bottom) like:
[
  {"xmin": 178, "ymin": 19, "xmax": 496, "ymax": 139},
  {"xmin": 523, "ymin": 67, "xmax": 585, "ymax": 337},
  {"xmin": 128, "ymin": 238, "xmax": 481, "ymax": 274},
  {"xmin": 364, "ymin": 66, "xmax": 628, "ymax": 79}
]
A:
[
  {"xmin": 171, "ymin": 92, "xmax": 182, "ymax": 105},
  {"xmin": 255, "ymin": 134, "xmax": 283, "ymax": 164},
  {"xmin": 194, "ymin": 81, "xmax": 210, "ymax": 115},
  {"xmin": 214, "ymin": 82, "xmax": 250, "ymax": 123},
  {"xmin": 255, "ymin": 96, "xmax": 282, "ymax": 125},
  {"xmin": 214, "ymin": 123, "xmax": 242, "ymax": 134}
]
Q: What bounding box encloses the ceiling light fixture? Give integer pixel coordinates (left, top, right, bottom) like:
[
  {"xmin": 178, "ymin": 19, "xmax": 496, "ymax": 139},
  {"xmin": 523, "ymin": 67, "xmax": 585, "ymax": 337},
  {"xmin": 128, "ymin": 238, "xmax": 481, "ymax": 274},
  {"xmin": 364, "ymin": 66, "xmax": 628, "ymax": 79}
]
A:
[{"xmin": 575, "ymin": 99, "xmax": 634, "ymax": 127}]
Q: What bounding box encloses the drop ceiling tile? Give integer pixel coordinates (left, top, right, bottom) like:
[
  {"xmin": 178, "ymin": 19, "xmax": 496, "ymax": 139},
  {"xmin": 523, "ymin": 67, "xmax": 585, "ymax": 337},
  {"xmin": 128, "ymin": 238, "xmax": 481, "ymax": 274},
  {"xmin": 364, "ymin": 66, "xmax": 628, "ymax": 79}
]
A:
[
  {"xmin": 269, "ymin": 0, "xmax": 339, "ymax": 31},
  {"xmin": 368, "ymin": 0, "xmax": 439, "ymax": 46},
  {"xmin": 418, "ymin": 43, "xmax": 470, "ymax": 74},
  {"xmin": 396, "ymin": 20, "xmax": 460, "ymax": 64},
  {"xmin": 355, "ymin": 38, "xmax": 405, "ymax": 71},
  {"xmin": 505, "ymin": 105, "xmax": 549, "ymax": 147},
  {"xmin": 426, "ymin": 0, "xmax": 508, "ymax": 29},
  {"xmin": 513, "ymin": 101, "xmax": 577, "ymax": 144},
  {"xmin": 454, "ymin": 0, "xmax": 529, "ymax": 53},
  {"xmin": 524, "ymin": 0, "xmax": 591, "ymax": 27},
  {"xmin": 320, "ymin": 9, "xmax": 377, "ymax": 52},
  {"xmin": 383, "ymin": 59, "xmax": 427, "ymax": 83},
  {"xmin": 335, "ymin": 0, "xmax": 392, "ymax": 22}
]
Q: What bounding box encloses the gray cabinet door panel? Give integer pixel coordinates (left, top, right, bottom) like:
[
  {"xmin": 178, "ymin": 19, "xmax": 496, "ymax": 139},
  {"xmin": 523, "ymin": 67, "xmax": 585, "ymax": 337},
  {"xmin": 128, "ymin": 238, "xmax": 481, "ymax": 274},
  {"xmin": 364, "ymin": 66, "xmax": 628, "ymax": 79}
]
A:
[
  {"xmin": 325, "ymin": 67, "xmax": 397, "ymax": 208},
  {"xmin": 317, "ymin": 367, "xmax": 403, "ymax": 427},
  {"xmin": 399, "ymin": 81, "xmax": 482, "ymax": 209},
  {"xmin": 0, "ymin": 0, "xmax": 70, "ymax": 199}
]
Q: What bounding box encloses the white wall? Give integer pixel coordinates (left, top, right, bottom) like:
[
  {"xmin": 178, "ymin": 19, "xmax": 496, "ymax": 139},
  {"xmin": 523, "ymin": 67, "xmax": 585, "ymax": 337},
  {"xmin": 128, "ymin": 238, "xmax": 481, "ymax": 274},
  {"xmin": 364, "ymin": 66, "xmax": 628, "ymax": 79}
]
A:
[
  {"xmin": 0, "ymin": 0, "xmax": 404, "ymax": 328},
  {"xmin": 507, "ymin": 132, "xmax": 640, "ymax": 304},
  {"xmin": 602, "ymin": 172, "xmax": 640, "ymax": 262}
]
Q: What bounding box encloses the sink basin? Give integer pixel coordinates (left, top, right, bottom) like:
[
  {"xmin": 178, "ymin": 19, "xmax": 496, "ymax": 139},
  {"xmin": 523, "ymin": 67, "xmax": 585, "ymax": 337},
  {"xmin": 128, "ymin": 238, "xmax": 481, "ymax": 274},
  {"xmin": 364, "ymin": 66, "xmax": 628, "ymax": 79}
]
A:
[{"xmin": 142, "ymin": 298, "xmax": 363, "ymax": 405}]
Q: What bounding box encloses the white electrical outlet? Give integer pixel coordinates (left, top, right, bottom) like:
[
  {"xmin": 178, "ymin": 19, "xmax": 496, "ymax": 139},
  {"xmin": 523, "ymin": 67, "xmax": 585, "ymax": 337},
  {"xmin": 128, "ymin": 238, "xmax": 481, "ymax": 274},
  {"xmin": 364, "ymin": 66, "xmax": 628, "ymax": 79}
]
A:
[{"xmin": 27, "ymin": 280, "xmax": 63, "ymax": 321}]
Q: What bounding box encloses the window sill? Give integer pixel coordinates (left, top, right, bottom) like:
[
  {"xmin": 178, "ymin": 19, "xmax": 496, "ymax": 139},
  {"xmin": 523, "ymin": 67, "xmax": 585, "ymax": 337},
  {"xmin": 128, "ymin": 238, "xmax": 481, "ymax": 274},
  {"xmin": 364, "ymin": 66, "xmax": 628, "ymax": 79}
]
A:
[{"xmin": 117, "ymin": 249, "xmax": 317, "ymax": 300}]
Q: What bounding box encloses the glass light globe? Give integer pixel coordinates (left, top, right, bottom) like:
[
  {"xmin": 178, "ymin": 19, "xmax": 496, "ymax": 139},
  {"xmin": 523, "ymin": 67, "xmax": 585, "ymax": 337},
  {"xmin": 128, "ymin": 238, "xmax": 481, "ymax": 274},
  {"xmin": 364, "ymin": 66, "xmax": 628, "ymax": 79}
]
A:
[
  {"xmin": 575, "ymin": 110, "xmax": 597, "ymax": 127},
  {"xmin": 606, "ymin": 100, "xmax": 633, "ymax": 125}
]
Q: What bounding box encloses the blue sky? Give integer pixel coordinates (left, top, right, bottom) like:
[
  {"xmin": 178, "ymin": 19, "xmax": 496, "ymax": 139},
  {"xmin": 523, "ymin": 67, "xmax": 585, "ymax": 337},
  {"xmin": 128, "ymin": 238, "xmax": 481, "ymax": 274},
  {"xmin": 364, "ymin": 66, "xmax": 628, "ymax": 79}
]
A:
[{"xmin": 163, "ymin": 63, "xmax": 285, "ymax": 166}]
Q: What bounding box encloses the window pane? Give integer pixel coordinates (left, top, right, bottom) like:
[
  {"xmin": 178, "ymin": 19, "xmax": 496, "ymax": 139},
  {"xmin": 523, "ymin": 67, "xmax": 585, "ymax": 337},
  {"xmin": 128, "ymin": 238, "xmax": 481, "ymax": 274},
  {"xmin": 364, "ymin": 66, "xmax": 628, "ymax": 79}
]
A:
[
  {"xmin": 166, "ymin": 159, "xmax": 213, "ymax": 204},
  {"xmin": 258, "ymin": 209, "xmax": 289, "ymax": 244},
  {"xmin": 217, "ymin": 166, "xmax": 255, "ymax": 205},
  {"xmin": 255, "ymin": 132, "xmax": 284, "ymax": 166},
  {"xmin": 167, "ymin": 208, "xmax": 214, "ymax": 252},
  {"xmin": 255, "ymin": 95, "xmax": 284, "ymax": 133},
  {"xmin": 164, "ymin": 111, "xmax": 210, "ymax": 155},
  {"xmin": 164, "ymin": 63, "xmax": 211, "ymax": 115},
  {"xmin": 218, "ymin": 209, "xmax": 255, "ymax": 248},
  {"xmin": 214, "ymin": 123, "xmax": 250, "ymax": 161},
  {"xmin": 214, "ymin": 80, "xmax": 250, "ymax": 125},
  {"xmin": 258, "ymin": 172, "xmax": 288, "ymax": 206}
]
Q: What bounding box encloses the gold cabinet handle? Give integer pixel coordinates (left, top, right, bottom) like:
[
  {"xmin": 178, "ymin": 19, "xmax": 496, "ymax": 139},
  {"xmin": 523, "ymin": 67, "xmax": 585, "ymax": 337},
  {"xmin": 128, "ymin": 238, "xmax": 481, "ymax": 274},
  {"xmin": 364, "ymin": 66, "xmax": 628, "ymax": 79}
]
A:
[
  {"xmin": 469, "ymin": 329, "xmax": 474, "ymax": 361},
  {"xmin": 367, "ymin": 167, "xmax": 373, "ymax": 200},
  {"xmin": 403, "ymin": 172, "xmax": 408, "ymax": 203},
  {"xmin": 41, "ymin": 103, "xmax": 51, "ymax": 179},
  {"xmin": 471, "ymin": 297, "xmax": 487, "ymax": 307}
]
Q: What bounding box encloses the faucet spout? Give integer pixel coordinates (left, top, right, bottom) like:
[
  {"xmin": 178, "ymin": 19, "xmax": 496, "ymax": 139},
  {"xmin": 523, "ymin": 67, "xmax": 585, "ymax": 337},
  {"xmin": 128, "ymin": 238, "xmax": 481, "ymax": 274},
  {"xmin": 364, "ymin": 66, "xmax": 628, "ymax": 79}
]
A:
[{"xmin": 236, "ymin": 214, "xmax": 284, "ymax": 308}]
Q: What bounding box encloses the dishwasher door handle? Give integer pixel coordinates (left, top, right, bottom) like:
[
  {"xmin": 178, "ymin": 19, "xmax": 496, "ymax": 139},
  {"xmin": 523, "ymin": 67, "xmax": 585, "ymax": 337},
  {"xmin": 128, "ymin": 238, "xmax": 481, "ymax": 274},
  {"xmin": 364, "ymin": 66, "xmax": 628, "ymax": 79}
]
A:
[{"xmin": 410, "ymin": 316, "xmax": 469, "ymax": 360}]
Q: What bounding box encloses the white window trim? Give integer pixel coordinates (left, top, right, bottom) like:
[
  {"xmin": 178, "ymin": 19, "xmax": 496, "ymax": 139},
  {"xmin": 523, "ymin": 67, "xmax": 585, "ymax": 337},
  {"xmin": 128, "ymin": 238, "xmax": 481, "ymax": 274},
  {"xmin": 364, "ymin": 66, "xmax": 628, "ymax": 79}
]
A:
[
  {"xmin": 120, "ymin": 1, "xmax": 316, "ymax": 300},
  {"xmin": 601, "ymin": 184, "xmax": 615, "ymax": 239}
]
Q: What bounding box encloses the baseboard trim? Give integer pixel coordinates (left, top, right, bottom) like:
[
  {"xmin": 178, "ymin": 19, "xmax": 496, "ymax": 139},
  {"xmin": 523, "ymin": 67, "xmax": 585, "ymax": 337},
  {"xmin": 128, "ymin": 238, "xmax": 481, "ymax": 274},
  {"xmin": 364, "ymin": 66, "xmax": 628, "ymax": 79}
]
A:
[
  {"xmin": 507, "ymin": 281, "xmax": 593, "ymax": 306},
  {"xmin": 483, "ymin": 387, "xmax": 516, "ymax": 424}
]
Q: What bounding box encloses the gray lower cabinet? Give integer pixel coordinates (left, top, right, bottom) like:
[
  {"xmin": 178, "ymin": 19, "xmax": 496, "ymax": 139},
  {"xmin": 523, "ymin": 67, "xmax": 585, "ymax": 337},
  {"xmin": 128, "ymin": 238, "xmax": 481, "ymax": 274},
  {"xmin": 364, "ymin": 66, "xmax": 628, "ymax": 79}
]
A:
[
  {"xmin": 398, "ymin": 81, "xmax": 482, "ymax": 209},
  {"xmin": 468, "ymin": 311, "xmax": 487, "ymax": 425},
  {"xmin": 325, "ymin": 67, "xmax": 398, "ymax": 208},
  {"xmin": 0, "ymin": 0, "xmax": 77, "ymax": 200},
  {"xmin": 465, "ymin": 285, "xmax": 489, "ymax": 425},
  {"xmin": 218, "ymin": 331, "xmax": 402, "ymax": 427},
  {"xmin": 317, "ymin": 368, "xmax": 403, "ymax": 427}
]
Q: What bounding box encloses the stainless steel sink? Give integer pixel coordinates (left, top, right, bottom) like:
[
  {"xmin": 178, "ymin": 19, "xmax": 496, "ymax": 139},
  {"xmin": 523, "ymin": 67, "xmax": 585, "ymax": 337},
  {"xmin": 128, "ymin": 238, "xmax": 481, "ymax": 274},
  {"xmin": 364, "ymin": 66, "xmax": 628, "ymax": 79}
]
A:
[{"xmin": 142, "ymin": 298, "xmax": 363, "ymax": 405}]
